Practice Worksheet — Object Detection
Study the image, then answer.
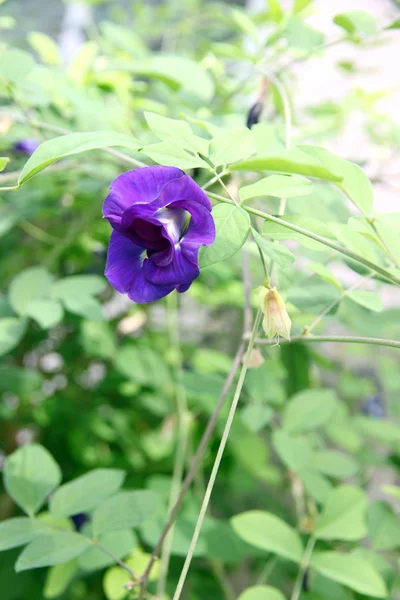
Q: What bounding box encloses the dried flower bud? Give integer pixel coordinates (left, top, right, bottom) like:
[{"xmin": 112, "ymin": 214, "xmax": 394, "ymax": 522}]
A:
[
  {"xmin": 246, "ymin": 348, "xmax": 265, "ymax": 369},
  {"xmin": 0, "ymin": 116, "xmax": 13, "ymax": 135},
  {"xmin": 246, "ymin": 101, "xmax": 264, "ymax": 129},
  {"xmin": 259, "ymin": 286, "xmax": 291, "ymax": 341}
]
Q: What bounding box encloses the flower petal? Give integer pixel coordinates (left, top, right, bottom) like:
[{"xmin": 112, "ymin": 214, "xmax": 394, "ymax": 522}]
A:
[
  {"xmin": 175, "ymin": 200, "xmax": 216, "ymax": 264},
  {"xmin": 105, "ymin": 231, "xmax": 174, "ymax": 302},
  {"xmin": 176, "ymin": 283, "xmax": 192, "ymax": 293},
  {"xmin": 143, "ymin": 246, "xmax": 199, "ymax": 286},
  {"xmin": 154, "ymin": 174, "xmax": 212, "ymax": 211},
  {"xmin": 103, "ymin": 166, "xmax": 184, "ymax": 227}
]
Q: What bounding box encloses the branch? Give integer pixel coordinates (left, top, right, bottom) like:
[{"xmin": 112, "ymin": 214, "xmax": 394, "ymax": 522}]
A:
[
  {"xmin": 254, "ymin": 334, "xmax": 400, "ymax": 349},
  {"xmin": 207, "ymin": 192, "xmax": 400, "ymax": 287},
  {"xmin": 137, "ymin": 338, "xmax": 246, "ymax": 598},
  {"xmin": 171, "ymin": 310, "xmax": 263, "ymax": 600}
]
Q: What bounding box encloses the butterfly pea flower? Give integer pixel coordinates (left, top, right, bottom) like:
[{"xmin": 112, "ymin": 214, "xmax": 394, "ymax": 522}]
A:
[
  {"xmin": 13, "ymin": 138, "xmax": 40, "ymax": 155},
  {"xmin": 103, "ymin": 166, "xmax": 215, "ymax": 303}
]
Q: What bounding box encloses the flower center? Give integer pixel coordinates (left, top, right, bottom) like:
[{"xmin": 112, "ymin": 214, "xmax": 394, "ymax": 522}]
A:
[{"xmin": 156, "ymin": 206, "xmax": 191, "ymax": 244}]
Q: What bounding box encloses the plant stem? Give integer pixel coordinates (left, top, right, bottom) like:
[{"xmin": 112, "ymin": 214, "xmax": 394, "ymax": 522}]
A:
[
  {"xmin": 290, "ymin": 536, "xmax": 316, "ymax": 600},
  {"xmin": 202, "ymin": 169, "xmax": 231, "ymax": 191},
  {"xmin": 1, "ymin": 111, "xmax": 146, "ymax": 169},
  {"xmin": 19, "ymin": 219, "xmax": 60, "ymax": 244},
  {"xmin": 254, "ymin": 334, "xmax": 400, "ymax": 350},
  {"xmin": 367, "ymin": 217, "xmax": 400, "ymax": 270},
  {"xmin": 171, "ymin": 310, "xmax": 262, "ymax": 600},
  {"xmin": 209, "ymin": 561, "xmax": 236, "ymax": 600},
  {"xmin": 92, "ymin": 540, "xmax": 137, "ymax": 580},
  {"xmin": 156, "ymin": 293, "xmax": 190, "ymax": 599},
  {"xmin": 256, "ymin": 557, "xmax": 277, "ymax": 585},
  {"xmin": 137, "ymin": 339, "xmax": 246, "ymax": 598},
  {"xmin": 207, "ymin": 192, "xmax": 400, "ymax": 286}
]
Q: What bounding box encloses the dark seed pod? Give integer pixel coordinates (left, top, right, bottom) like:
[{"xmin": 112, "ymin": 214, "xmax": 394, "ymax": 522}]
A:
[
  {"xmin": 246, "ymin": 101, "xmax": 264, "ymax": 129},
  {"xmin": 302, "ymin": 569, "xmax": 309, "ymax": 592}
]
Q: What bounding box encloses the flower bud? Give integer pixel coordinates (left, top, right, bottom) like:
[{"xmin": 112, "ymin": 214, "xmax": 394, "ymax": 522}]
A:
[
  {"xmin": 259, "ymin": 286, "xmax": 291, "ymax": 341},
  {"xmin": 246, "ymin": 348, "xmax": 265, "ymax": 369}
]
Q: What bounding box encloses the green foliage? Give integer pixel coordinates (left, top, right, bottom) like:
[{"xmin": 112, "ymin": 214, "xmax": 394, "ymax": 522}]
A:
[
  {"xmin": 49, "ymin": 469, "xmax": 126, "ymax": 517},
  {"xmin": 310, "ymin": 552, "xmax": 387, "ymax": 597},
  {"xmin": 4, "ymin": 445, "xmax": 62, "ymax": 516},
  {"xmin": 231, "ymin": 511, "xmax": 303, "ymax": 562},
  {"xmin": 0, "ymin": 1, "xmax": 399, "ymax": 599},
  {"xmin": 199, "ymin": 204, "xmax": 250, "ymax": 267}
]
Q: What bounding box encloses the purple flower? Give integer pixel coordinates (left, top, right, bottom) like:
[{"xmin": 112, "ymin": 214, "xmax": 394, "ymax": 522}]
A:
[
  {"xmin": 103, "ymin": 166, "xmax": 215, "ymax": 303},
  {"xmin": 13, "ymin": 138, "xmax": 40, "ymax": 155}
]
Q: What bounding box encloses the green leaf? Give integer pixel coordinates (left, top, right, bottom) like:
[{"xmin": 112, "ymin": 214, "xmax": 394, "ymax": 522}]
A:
[
  {"xmin": 373, "ymin": 218, "xmax": 400, "ymax": 262},
  {"xmin": 267, "ymin": 0, "xmax": 284, "ymax": 22},
  {"xmin": 50, "ymin": 469, "xmax": 126, "ymax": 518},
  {"xmin": 103, "ymin": 566, "xmax": 132, "ymax": 600},
  {"xmin": 44, "ymin": 560, "xmax": 78, "ymax": 599},
  {"xmin": 382, "ymin": 484, "xmax": 400, "ymax": 499},
  {"xmin": 386, "ymin": 17, "xmax": 400, "ymax": 30},
  {"xmin": 0, "ymin": 317, "xmax": 27, "ymax": 356},
  {"xmin": 310, "ymin": 450, "xmax": 359, "ymax": 478},
  {"xmin": 299, "ymin": 469, "xmax": 332, "ymax": 504},
  {"xmin": 4, "ymin": 444, "xmax": 62, "ymax": 516},
  {"xmin": 25, "ymin": 299, "xmax": 64, "ymax": 329},
  {"xmin": 347, "ymin": 290, "xmax": 383, "ymax": 312},
  {"xmin": 240, "ymin": 404, "xmax": 274, "ymax": 433},
  {"xmin": 18, "ymin": 132, "xmax": 141, "ymax": 186},
  {"xmin": 354, "ymin": 416, "xmax": 400, "ymax": 445},
  {"xmin": 232, "ymin": 9, "xmax": 260, "ymax": 42},
  {"xmin": 15, "ymin": 531, "xmax": 91, "ymax": 572},
  {"xmin": 331, "ymin": 224, "xmax": 378, "ymax": 264},
  {"xmin": 114, "ymin": 345, "xmax": 170, "ymax": 388},
  {"xmin": 27, "ymin": 32, "xmax": 61, "ymax": 66},
  {"xmin": 92, "ymin": 491, "xmax": 160, "ymax": 536},
  {"xmin": 199, "ymin": 204, "xmax": 250, "ymax": 268},
  {"xmin": 112, "ymin": 54, "xmax": 214, "ymax": 101},
  {"xmin": 0, "ymin": 365, "xmax": 42, "ymax": 395},
  {"xmin": 263, "ymin": 215, "xmax": 335, "ymax": 251},
  {"xmin": 231, "ymin": 510, "xmax": 303, "ymax": 562},
  {"xmin": 209, "ymin": 128, "xmax": 255, "ymax": 166},
  {"xmin": 51, "ymin": 275, "xmax": 105, "ymax": 320},
  {"xmin": 44, "ymin": 560, "xmax": 79, "ymax": 599},
  {"xmin": 284, "ymin": 16, "xmax": 325, "ymax": 49},
  {"xmin": 141, "ymin": 142, "xmax": 209, "ymax": 169},
  {"xmin": 310, "ymin": 552, "xmax": 387, "ymax": 597},
  {"xmin": 287, "ymin": 280, "xmax": 341, "ymax": 315},
  {"xmin": 80, "ymin": 321, "xmax": 117, "ymax": 359},
  {"xmin": 0, "ymin": 517, "xmax": 48, "ymax": 551},
  {"xmin": 252, "ymin": 229, "xmax": 295, "ymax": 269},
  {"xmin": 0, "ymin": 157, "xmax": 9, "ymax": 171},
  {"xmin": 232, "ymin": 148, "xmax": 342, "ymax": 182},
  {"xmin": 333, "ymin": 11, "xmax": 377, "ymax": 36},
  {"xmin": 79, "ymin": 530, "xmax": 136, "ymax": 571},
  {"xmin": 0, "ymin": 48, "xmax": 35, "ymax": 83},
  {"xmin": 307, "ymin": 263, "xmax": 342, "ymax": 290},
  {"xmin": 315, "ymin": 485, "xmax": 368, "ymax": 541},
  {"xmin": 293, "ymin": 0, "xmax": 313, "ymax": 12},
  {"xmin": 367, "ymin": 501, "xmax": 400, "ymax": 550},
  {"xmin": 238, "ymin": 586, "xmax": 286, "ymax": 600},
  {"xmin": 8, "ymin": 266, "xmax": 53, "ymax": 316},
  {"xmin": 272, "ymin": 430, "xmax": 312, "ymax": 472},
  {"xmin": 144, "ymin": 112, "xmax": 208, "ymax": 155},
  {"xmin": 300, "ymin": 145, "xmax": 374, "ymax": 216},
  {"xmin": 283, "ymin": 389, "xmax": 338, "ymax": 433},
  {"xmin": 203, "ymin": 519, "xmax": 251, "ymax": 563},
  {"xmin": 240, "ymin": 174, "xmax": 313, "ymax": 202}
]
